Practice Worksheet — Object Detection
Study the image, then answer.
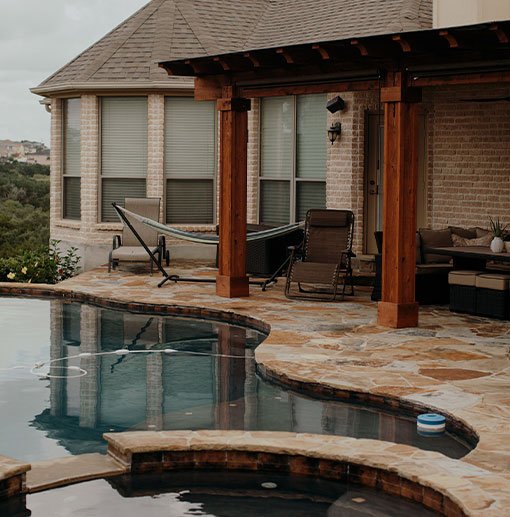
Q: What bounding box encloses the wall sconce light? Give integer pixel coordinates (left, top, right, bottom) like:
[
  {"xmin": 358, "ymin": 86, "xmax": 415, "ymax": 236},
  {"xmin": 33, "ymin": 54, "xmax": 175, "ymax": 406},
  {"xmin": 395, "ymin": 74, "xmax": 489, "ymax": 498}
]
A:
[{"xmin": 328, "ymin": 122, "xmax": 341, "ymax": 144}]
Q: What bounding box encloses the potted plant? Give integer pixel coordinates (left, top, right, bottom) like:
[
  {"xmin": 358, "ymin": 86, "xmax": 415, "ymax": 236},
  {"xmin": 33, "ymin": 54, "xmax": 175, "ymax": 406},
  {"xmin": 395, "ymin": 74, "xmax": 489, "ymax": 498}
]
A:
[{"xmin": 489, "ymin": 217, "xmax": 508, "ymax": 253}]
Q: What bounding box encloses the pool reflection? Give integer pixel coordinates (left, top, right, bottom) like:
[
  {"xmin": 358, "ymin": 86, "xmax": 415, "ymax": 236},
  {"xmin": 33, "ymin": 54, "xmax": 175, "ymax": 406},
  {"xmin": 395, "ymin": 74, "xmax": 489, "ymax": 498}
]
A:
[{"xmin": 32, "ymin": 301, "xmax": 470, "ymax": 458}]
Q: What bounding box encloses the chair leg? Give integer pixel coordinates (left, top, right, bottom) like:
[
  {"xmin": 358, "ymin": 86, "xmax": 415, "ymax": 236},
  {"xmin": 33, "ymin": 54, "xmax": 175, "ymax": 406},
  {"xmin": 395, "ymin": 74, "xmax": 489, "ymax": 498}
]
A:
[{"xmin": 284, "ymin": 266, "xmax": 294, "ymax": 299}]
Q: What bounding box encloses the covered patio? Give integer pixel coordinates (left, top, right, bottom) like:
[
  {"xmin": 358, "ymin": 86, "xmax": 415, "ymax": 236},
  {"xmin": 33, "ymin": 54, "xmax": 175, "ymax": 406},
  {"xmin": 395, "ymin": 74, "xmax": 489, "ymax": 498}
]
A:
[{"xmin": 159, "ymin": 20, "xmax": 510, "ymax": 328}]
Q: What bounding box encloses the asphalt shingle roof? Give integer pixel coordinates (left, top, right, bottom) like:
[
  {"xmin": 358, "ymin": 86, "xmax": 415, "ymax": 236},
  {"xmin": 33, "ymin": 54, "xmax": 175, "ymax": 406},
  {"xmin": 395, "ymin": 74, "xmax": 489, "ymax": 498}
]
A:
[{"xmin": 33, "ymin": 0, "xmax": 432, "ymax": 94}]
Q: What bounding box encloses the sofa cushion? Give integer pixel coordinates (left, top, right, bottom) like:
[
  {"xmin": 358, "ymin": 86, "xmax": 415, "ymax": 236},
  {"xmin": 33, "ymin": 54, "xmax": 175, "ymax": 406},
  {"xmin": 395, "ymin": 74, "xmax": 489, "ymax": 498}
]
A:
[
  {"xmin": 449, "ymin": 226, "xmax": 477, "ymax": 239},
  {"xmin": 419, "ymin": 228, "xmax": 453, "ymax": 263}
]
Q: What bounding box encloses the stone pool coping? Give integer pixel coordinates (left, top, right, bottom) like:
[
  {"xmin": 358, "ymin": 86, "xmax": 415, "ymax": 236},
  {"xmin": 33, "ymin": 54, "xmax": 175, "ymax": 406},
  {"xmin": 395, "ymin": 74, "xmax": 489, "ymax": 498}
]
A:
[
  {"xmin": 0, "ymin": 455, "xmax": 30, "ymax": 500},
  {"xmin": 19, "ymin": 430, "xmax": 510, "ymax": 516},
  {"xmin": 1, "ymin": 266, "xmax": 510, "ymax": 514}
]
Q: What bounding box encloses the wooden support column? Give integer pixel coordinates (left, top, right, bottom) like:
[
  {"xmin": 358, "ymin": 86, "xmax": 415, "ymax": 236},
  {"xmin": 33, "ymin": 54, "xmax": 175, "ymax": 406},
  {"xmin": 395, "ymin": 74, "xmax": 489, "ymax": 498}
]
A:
[
  {"xmin": 216, "ymin": 89, "xmax": 251, "ymax": 297},
  {"xmin": 378, "ymin": 72, "xmax": 421, "ymax": 328}
]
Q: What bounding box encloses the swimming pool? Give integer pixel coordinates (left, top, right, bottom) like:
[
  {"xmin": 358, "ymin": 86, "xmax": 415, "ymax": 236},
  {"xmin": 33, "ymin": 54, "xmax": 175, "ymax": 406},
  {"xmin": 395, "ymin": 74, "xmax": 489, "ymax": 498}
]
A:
[
  {"xmin": 12, "ymin": 471, "xmax": 437, "ymax": 516},
  {"xmin": 0, "ymin": 297, "xmax": 471, "ymax": 461}
]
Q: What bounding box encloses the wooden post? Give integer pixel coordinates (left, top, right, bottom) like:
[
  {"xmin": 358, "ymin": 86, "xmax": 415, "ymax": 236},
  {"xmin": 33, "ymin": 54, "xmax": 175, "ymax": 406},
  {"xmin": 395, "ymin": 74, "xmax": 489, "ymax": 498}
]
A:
[
  {"xmin": 378, "ymin": 72, "xmax": 421, "ymax": 328},
  {"xmin": 216, "ymin": 89, "xmax": 251, "ymax": 297}
]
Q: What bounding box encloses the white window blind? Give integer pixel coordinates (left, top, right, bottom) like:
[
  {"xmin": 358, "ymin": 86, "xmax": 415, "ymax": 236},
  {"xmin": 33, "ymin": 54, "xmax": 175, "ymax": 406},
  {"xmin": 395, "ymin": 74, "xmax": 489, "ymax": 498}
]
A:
[
  {"xmin": 164, "ymin": 97, "xmax": 216, "ymax": 224},
  {"xmin": 101, "ymin": 97, "xmax": 148, "ymax": 222},
  {"xmin": 259, "ymin": 94, "xmax": 326, "ymax": 224},
  {"xmin": 63, "ymin": 98, "xmax": 81, "ymax": 220}
]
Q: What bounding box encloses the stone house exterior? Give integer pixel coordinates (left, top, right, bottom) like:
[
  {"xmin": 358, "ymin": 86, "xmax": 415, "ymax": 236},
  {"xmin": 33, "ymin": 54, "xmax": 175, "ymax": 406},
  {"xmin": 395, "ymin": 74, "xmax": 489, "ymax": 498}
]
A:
[{"xmin": 32, "ymin": 0, "xmax": 510, "ymax": 270}]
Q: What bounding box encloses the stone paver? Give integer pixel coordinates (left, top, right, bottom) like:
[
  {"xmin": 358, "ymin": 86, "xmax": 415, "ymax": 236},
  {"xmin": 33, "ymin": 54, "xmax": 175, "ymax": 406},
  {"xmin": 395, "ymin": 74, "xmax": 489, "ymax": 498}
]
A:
[{"xmin": 26, "ymin": 453, "xmax": 127, "ymax": 493}]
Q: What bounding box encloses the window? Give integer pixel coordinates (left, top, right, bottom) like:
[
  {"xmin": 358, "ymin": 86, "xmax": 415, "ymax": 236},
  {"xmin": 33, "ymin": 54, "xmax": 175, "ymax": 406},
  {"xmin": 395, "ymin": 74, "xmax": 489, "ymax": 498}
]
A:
[
  {"xmin": 101, "ymin": 97, "xmax": 147, "ymax": 222},
  {"xmin": 63, "ymin": 98, "xmax": 81, "ymax": 220},
  {"xmin": 164, "ymin": 97, "xmax": 216, "ymax": 224},
  {"xmin": 259, "ymin": 94, "xmax": 327, "ymax": 224}
]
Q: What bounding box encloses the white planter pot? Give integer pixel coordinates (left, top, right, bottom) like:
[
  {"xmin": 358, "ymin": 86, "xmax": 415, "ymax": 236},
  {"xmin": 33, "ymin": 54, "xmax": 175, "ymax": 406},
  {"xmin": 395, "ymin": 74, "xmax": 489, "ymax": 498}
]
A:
[{"xmin": 491, "ymin": 237, "xmax": 504, "ymax": 253}]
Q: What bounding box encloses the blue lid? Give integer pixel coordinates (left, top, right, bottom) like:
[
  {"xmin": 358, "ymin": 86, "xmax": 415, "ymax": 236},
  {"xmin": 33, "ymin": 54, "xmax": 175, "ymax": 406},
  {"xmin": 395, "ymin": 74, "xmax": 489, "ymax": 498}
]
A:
[{"xmin": 417, "ymin": 413, "xmax": 445, "ymax": 425}]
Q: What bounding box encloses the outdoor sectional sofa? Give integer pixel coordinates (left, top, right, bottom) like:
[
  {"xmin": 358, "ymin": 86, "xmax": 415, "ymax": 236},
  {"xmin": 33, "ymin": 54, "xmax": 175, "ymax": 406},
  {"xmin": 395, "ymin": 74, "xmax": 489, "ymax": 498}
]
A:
[{"xmin": 371, "ymin": 226, "xmax": 491, "ymax": 305}]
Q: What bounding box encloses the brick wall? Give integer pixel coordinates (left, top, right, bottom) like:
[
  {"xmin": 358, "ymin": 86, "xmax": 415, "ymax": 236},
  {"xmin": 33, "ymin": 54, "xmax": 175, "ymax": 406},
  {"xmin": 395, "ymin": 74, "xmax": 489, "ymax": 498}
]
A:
[{"xmin": 424, "ymin": 84, "xmax": 510, "ymax": 230}]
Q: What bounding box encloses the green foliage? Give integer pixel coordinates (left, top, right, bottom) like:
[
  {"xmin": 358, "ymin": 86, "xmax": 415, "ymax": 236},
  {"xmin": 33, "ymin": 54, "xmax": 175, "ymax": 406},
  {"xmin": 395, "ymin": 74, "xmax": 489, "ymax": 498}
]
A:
[
  {"xmin": 0, "ymin": 160, "xmax": 50, "ymax": 258},
  {"xmin": 489, "ymin": 217, "xmax": 508, "ymax": 239},
  {"xmin": 0, "ymin": 240, "xmax": 80, "ymax": 284}
]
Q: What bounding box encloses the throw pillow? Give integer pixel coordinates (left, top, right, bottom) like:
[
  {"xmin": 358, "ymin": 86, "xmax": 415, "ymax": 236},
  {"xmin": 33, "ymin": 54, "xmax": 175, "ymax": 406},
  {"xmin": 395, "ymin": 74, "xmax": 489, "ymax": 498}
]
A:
[
  {"xmin": 449, "ymin": 226, "xmax": 477, "ymax": 239},
  {"xmin": 452, "ymin": 233, "xmax": 492, "ymax": 247}
]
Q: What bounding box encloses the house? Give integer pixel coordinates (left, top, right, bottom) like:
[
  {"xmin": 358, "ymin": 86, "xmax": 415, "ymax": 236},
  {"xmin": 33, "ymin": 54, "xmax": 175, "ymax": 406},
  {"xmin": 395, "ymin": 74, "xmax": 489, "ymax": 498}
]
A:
[
  {"xmin": 31, "ymin": 0, "xmax": 433, "ymax": 270},
  {"xmin": 32, "ymin": 0, "xmax": 510, "ymax": 325}
]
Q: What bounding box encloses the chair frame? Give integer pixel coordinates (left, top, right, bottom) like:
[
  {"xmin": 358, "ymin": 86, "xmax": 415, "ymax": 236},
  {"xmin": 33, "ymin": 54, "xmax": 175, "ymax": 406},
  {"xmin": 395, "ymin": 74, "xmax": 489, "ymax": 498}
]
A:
[
  {"xmin": 108, "ymin": 198, "xmax": 170, "ymax": 274},
  {"xmin": 285, "ymin": 209, "xmax": 355, "ymax": 301}
]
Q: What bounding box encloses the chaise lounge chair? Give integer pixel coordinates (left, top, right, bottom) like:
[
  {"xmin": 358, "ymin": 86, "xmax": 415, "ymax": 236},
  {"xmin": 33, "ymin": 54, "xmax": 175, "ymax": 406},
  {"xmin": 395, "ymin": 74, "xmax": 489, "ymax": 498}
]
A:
[
  {"xmin": 108, "ymin": 197, "xmax": 168, "ymax": 274},
  {"xmin": 285, "ymin": 209, "xmax": 355, "ymax": 301}
]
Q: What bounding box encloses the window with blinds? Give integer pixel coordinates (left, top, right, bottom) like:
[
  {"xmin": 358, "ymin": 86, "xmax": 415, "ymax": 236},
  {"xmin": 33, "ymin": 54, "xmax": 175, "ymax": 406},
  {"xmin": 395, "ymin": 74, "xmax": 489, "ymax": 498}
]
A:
[
  {"xmin": 63, "ymin": 98, "xmax": 81, "ymax": 220},
  {"xmin": 164, "ymin": 97, "xmax": 216, "ymax": 224},
  {"xmin": 101, "ymin": 97, "xmax": 148, "ymax": 222},
  {"xmin": 259, "ymin": 94, "xmax": 327, "ymax": 224}
]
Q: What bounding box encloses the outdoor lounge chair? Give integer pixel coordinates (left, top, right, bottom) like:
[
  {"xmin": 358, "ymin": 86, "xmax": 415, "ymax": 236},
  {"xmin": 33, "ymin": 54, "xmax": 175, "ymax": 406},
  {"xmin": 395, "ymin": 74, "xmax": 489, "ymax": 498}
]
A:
[
  {"xmin": 285, "ymin": 209, "xmax": 355, "ymax": 301},
  {"xmin": 108, "ymin": 197, "xmax": 169, "ymax": 274}
]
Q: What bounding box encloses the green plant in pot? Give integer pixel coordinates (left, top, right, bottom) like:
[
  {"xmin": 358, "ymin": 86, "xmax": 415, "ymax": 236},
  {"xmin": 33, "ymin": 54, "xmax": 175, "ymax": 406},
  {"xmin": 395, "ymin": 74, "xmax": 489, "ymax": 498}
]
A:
[{"xmin": 489, "ymin": 217, "xmax": 508, "ymax": 253}]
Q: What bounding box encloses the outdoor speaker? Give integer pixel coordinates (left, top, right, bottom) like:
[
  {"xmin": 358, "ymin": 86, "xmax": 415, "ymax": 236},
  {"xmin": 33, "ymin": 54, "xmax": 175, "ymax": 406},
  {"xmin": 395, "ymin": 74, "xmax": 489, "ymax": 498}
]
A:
[{"xmin": 326, "ymin": 96, "xmax": 346, "ymax": 113}]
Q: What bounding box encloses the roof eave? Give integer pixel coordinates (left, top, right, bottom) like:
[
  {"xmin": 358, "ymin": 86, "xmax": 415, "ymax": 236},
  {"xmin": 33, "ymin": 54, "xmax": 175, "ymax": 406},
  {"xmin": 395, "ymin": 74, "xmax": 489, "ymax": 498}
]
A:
[{"xmin": 31, "ymin": 80, "xmax": 195, "ymax": 97}]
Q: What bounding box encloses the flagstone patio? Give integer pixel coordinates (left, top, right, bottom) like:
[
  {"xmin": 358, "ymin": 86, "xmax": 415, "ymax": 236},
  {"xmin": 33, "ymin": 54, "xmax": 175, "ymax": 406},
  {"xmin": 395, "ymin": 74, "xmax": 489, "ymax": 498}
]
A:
[{"xmin": 2, "ymin": 263, "xmax": 510, "ymax": 515}]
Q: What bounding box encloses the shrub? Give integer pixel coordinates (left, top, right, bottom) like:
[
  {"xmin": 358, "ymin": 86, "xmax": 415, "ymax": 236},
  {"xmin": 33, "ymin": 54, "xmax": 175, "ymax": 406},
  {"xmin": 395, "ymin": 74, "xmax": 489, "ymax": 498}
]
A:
[{"xmin": 0, "ymin": 240, "xmax": 80, "ymax": 284}]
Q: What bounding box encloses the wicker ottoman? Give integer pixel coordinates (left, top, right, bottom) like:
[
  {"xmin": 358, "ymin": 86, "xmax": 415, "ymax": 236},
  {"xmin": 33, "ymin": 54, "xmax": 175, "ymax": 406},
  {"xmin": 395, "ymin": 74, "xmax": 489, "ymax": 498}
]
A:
[
  {"xmin": 475, "ymin": 273, "xmax": 510, "ymax": 320},
  {"xmin": 448, "ymin": 271, "xmax": 479, "ymax": 314}
]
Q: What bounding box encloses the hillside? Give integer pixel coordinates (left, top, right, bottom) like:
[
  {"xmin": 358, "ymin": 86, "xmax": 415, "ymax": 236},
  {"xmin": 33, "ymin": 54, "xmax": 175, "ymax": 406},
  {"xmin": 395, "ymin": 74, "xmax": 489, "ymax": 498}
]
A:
[{"xmin": 0, "ymin": 160, "xmax": 50, "ymax": 258}]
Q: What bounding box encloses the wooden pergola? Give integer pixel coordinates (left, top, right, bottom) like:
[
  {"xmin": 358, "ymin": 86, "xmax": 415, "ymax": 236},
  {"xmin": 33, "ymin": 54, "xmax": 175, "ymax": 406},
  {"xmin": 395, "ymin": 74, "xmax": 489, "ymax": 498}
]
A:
[{"xmin": 160, "ymin": 21, "xmax": 510, "ymax": 328}]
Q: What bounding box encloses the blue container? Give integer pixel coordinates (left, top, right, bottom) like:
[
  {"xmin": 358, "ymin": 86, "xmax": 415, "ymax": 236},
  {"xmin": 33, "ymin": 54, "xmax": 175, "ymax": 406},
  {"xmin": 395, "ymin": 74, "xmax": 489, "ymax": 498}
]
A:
[{"xmin": 417, "ymin": 413, "xmax": 446, "ymax": 434}]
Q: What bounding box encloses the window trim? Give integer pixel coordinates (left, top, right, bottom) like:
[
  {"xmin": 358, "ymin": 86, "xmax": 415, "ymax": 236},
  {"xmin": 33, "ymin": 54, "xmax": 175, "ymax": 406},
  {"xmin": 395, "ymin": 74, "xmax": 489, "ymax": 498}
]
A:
[{"xmin": 258, "ymin": 95, "xmax": 327, "ymax": 225}]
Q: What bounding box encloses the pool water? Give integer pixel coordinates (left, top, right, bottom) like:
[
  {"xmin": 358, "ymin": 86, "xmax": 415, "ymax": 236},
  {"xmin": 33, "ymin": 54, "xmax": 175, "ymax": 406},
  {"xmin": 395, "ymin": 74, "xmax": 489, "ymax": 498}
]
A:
[
  {"xmin": 9, "ymin": 471, "xmax": 437, "ymax": 516},
  {"xmin": 0, "ymin": 298, "xmax": 471, "ymax": 461}
]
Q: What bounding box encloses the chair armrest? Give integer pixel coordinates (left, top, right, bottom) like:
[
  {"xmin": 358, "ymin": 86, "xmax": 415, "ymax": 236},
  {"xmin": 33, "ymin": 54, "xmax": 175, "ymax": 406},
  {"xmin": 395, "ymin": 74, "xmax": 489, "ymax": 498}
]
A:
[
  {"xmin": 288, "ymin": 244, "xmax": 303, "ymax": 261},
  {"xmin": 112, "ymin": 235, "xmax": 121, "ymax": 250}
]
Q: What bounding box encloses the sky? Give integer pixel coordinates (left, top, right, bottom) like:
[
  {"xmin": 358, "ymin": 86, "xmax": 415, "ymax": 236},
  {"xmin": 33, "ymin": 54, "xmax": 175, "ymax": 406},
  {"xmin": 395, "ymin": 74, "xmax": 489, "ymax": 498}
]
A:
[{"xmin": 0, "ymin": 0, "xmax": 149, "ymax": 146}]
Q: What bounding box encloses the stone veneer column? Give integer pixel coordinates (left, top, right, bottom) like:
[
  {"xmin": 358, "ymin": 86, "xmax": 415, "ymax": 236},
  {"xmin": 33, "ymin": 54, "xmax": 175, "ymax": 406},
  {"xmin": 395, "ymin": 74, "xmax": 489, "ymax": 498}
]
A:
[
  {"xmin": 79, "ymin": 304, "xmax": 100, "ymax": 428},
  {"xmin": 49, "ymin": 98, "xmax": 63, "ymax": 238},
  {"xmin": 146, "ymin": 353, "xmax": 164, "ymax": 431},
  {"xmin": 147, "ymin": 94, "xmax": 165, "ymax": 221},
  {"xmin": 247, "ymin": 98, "xmax": 260, "ymax": 224},
  {"xmin": 80, "ymin": 95, "xmax": 100, "ymax": 233}
]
